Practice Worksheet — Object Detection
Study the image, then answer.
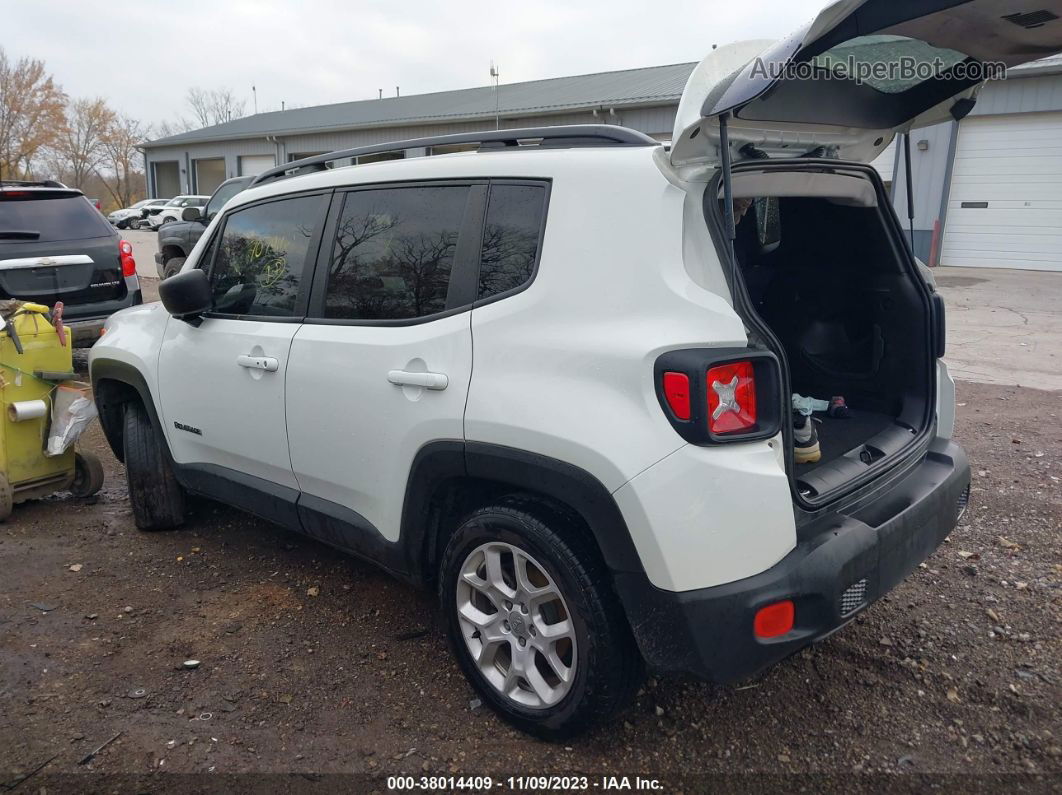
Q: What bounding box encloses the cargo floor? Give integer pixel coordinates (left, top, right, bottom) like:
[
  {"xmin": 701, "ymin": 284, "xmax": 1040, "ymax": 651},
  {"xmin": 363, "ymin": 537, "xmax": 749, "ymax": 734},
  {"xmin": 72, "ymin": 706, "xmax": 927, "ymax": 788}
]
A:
[{"xmin": 798, "ymin": 408, "xmax": 896, "ymax": 474}]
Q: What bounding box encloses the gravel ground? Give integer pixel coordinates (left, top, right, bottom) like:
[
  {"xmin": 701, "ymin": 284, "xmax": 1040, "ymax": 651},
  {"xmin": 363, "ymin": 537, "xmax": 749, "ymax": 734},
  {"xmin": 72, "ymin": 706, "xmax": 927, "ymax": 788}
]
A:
[{"xmin": 0, "ymin": 381, "xmax": 1058, "ymax": 791}]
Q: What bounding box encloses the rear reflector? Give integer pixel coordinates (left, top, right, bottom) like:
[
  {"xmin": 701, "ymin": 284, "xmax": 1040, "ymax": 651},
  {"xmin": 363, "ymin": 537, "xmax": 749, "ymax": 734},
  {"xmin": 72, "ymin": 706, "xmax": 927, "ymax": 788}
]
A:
[
  {"xmin": 661, "ymin": 371, "xmax": 691, "ymax": 421},
  {"xmin": 119, "ymin": 239, "xmax": 136, "ymax": 277},
  {"xmin": 754, "ymin": 600, "xmax": 794, "ymax": 639},
  {"xmin": 706, "ymin": 361, "xmax": 757, "ymax": 434}
]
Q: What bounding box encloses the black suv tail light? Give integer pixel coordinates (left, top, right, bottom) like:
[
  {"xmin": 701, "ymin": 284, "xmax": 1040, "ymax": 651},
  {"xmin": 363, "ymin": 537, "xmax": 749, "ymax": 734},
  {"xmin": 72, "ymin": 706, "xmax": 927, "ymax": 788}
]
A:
[{"xmin": 655, "ymin": 347, "xmax": 782, "ymax": 445}]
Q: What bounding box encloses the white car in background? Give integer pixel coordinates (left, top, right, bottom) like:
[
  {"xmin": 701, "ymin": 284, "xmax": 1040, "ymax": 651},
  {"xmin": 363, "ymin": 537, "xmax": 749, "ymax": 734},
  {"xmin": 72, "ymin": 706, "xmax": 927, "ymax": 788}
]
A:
[
  {"xmin": 107, "ymin": 198, "xmax": 168, "ymax": 230},
  {"xmin": 146, "ymin": 195, "xmax": 208, "ymax": 229}
]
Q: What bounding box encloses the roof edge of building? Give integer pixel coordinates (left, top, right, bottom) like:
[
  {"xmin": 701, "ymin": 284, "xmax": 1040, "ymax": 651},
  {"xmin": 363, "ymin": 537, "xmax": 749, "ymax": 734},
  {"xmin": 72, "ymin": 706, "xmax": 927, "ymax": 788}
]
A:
[{"xmin": 141, "ymin": 97, "xmax": 682, "ymax": 150}]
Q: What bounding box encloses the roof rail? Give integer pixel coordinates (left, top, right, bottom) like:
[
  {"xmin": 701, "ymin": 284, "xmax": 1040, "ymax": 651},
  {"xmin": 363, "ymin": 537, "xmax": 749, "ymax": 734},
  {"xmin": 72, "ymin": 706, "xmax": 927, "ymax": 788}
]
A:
[
  {"xmin": 0, "ymin": 179, "xmax": 68, "ymax": 189},
  {"xmin": 251, "ymin": 124, "xmax": 658, "ymax": 187}
]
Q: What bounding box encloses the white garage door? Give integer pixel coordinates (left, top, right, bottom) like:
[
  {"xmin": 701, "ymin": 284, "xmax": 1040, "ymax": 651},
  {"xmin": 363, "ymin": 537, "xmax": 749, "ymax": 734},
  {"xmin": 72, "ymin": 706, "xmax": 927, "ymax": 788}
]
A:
[
  {"xmin": 941, "ymin": 112, "xmax": 1062, "ymax": 271},
  {"xmin": 239, "ymin": 154, "xmax": 276, "ymax": 176}
]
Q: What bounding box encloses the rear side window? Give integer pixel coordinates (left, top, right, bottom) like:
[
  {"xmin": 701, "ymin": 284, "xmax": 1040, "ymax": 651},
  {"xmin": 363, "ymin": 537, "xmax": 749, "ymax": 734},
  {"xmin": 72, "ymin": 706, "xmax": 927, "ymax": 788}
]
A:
[
  {"xmin": 0, "ymin": 195, "xmax": 111, "ymax": 243},
  {"xmin": 324, "ymin": 185, "xmax": 469, "ymax": 320},
  {"xmin": 477, "ymin": 183, "xmax": 547, "ymax": 300},
  {"xmin": 208, "ymin": 193, "xmax": 326, "ymax": 317}
]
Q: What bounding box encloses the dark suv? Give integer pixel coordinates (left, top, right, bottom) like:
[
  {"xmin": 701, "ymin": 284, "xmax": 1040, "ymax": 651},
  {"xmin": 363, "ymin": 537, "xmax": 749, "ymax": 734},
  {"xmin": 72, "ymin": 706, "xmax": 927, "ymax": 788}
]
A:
[
  {"xmin": 155, "ymin": 176, "xmax": 251, "ymax": 279},
  {"xmin": 0, "ymin": 180, "xmax": 142, "ymax": 346}
]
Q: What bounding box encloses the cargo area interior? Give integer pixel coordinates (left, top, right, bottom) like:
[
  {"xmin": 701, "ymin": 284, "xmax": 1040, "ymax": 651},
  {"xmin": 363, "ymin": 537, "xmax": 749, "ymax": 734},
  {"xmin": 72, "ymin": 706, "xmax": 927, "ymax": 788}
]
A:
[{"xmin": 726, "ymin": 168, "xmax": 931, "ymax": 499}]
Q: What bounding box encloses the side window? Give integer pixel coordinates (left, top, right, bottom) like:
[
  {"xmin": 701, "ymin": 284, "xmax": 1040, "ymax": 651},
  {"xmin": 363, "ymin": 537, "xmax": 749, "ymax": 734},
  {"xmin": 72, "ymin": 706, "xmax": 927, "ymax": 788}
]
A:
[
  {"xmin": 194, "ymin": 231, "xmax": 218, "ymax": 272},
  {"xmin": 477, "ymin": 183, "xmax": 547, "ymax": 300},
  {"xmin": 208, "ymin": 193, "xmax": 326, "ymax": 317},
  {"xmin": 324, "ymin": 185, "xmax": 469, "ymax": 320}
]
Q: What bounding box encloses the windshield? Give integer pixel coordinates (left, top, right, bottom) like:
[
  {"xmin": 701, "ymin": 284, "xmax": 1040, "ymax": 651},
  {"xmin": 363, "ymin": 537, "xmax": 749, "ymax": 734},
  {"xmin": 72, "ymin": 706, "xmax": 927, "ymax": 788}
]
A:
[
  {"xmin": 0, "ymin": 195, "xmax": 112, "ymax": 242},
  {"xmin": 206, "ymin": 181, "xmax": 246, "ymax": 216}
]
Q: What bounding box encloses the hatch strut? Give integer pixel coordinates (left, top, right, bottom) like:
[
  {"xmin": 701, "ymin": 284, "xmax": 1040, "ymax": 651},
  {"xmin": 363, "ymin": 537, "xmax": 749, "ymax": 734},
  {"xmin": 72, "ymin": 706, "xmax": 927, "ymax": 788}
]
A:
[
  {"xmin": 719, "ymin": 113, "xmax": 737, "ymax": 263},
  {"xmin": 903, "ymin": 131, "xmax": 916, "ymax": 254}
]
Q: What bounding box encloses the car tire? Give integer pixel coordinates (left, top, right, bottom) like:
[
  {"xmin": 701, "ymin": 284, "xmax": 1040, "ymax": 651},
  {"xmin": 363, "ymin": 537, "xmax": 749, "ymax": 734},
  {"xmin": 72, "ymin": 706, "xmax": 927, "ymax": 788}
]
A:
[
  {"xmin": 162, "ymin": 257, "xmax": 186, "ymax": 280},
  {"xmin": 71, "ymin": 451, "xmax": 105, "ymax": 497},
  {"xmin": 123, "ymin": 400, "xmax": 185, "ymax": 531},
  {"xmin": 439, "ymin": 496, "xmax": 642, "ymax": 739}
]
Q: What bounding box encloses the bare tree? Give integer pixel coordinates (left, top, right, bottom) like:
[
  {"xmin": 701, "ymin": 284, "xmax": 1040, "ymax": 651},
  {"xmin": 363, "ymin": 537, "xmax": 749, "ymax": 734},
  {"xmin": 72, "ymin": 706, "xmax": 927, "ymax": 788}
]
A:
[
  {"xmin": 53, "ymin": 97, "xmax": 115, "ymax": 190},
  {"xmin": 186, "ymin": 87, "xmax": 246, "ymax": 127},
  {"xmin": 98, "ymin": 113, "xmax": 148, "ymax": 208},
  {"xmin": 155, "ymin": 117, "xmax": 194, "ymax": 139},
  {"xmin": 0, "ymin": 46, "xmax": 66, "ymax": 180}
]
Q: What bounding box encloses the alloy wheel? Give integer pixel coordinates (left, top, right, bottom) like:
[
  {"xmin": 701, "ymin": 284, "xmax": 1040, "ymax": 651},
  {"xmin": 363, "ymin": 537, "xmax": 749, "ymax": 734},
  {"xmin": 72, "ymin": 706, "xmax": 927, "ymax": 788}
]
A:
[{"xmin": 456, "ymin": 541, "xmax": 577, "ymax": 709}]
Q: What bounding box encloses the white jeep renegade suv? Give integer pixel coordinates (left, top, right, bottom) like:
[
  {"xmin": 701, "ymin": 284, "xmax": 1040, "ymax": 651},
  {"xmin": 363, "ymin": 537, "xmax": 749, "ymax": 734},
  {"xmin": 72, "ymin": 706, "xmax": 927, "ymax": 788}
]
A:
[{"xmin": 91, "ymin": 1, "xmax": 1059, "ymax": 736}]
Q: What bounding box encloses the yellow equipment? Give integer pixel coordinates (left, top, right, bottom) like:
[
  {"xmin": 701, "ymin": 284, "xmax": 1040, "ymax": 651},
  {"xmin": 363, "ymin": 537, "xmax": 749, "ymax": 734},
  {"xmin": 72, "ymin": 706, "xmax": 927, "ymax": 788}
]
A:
[{"xmin": 0, "ymin": 302, "xmax": 102, "ymax": 519}]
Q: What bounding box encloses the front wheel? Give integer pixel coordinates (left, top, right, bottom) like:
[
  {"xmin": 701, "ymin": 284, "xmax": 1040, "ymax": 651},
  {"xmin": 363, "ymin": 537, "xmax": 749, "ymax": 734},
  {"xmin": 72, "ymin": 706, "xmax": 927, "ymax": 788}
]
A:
[
  {"xmin": 440, "ymin": 498, "xmax": 641, "ymax": 738},
  {"xmin": 123, "ymin": 401, "xmax": 185, "ymax": 530},
  {"xmin": 162, "ymin": 257, "xmax": 185, "ymax": 279}
]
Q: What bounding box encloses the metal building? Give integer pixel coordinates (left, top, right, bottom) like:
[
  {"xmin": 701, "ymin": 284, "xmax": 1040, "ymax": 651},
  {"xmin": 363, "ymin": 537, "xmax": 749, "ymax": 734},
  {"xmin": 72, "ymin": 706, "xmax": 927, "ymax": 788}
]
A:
[{"xmin": 141, "ymin": 55, "xmax": 1062, "ymax": 271}]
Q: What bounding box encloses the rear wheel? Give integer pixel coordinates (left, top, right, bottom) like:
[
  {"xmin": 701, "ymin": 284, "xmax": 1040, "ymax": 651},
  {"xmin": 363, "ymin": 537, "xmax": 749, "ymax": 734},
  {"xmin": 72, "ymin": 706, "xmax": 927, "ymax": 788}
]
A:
[
  {"xmin": 71, "ymin": 452, "xmax": 104, "ymax": 497},
  {"xmin": 440, "ymin": 498, "xmax": 641, "ymax": 738},
  {"xmin": 123, "ymin": 400, "xmax": 185, "ymax": 530},
  {"xmin": 162, "ymin": 257, "xmax": 186, "ymax": 279}
]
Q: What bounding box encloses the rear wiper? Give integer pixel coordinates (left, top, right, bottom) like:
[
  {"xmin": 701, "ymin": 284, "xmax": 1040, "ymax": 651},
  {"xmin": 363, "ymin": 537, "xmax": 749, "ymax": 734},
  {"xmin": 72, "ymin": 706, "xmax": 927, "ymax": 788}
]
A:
[{"xmin": 0, "ymin": 230, "xmax": 41, "ymax": 240}]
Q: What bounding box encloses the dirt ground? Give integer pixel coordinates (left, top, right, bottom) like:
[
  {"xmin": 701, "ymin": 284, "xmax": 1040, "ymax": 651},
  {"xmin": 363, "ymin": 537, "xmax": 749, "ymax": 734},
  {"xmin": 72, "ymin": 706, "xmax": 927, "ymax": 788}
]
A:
[{"xmin": 0, "ymin": 380, "xmax": 1059, "ymax": 791}]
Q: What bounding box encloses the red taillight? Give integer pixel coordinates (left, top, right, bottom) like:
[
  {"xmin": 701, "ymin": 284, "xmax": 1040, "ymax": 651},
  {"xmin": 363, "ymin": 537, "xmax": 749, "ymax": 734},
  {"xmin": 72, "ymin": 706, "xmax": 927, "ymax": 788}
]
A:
[
  {"xmin": 706, "ymin": 361, "xmax": 756, "ymax": 435},
  {"xmin": 661, "ymin": 371, "xmax": 691, "ymax": 421},
  {"xmin": 119, "ymin": 239, "xmax": 136, "ymax": 277},
  {"xmin": 754, "ymin": 600, "xmax": 794, "ymax": 639}
]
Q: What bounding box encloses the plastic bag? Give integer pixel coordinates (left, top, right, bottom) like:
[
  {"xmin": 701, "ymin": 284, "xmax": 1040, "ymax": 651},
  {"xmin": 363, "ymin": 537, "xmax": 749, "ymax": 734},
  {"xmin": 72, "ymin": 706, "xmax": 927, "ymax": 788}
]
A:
[
  {"xmin": 45, "ymin": 381, "xmax": 98, "ymax": 457},
  {"xmin": 791, "ymin": 393, "xmax": 830, "ymax": 416}
]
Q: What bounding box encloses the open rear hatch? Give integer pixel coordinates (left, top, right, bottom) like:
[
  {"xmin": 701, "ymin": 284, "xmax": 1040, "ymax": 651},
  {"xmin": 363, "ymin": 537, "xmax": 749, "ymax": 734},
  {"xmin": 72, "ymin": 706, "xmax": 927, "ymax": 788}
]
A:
[
  {"xmin": 670, "ymin": 0, "xmax": 1062, "ymax": 505},
  {"xmin": 670, "ymin": 0, "xmax": 1062, "ymax": 172}
]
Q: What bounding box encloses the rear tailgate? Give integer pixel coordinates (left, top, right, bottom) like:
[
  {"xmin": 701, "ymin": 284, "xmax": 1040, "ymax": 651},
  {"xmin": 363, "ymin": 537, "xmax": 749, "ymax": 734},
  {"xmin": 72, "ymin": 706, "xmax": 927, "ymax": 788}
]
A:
[
  {"xmin": 0, "ymin": 237, "xmax": 126, "ymax": 305},
  {"xmin": 0, "ymin": 192, "xmax": 126, "ymax": 305}
]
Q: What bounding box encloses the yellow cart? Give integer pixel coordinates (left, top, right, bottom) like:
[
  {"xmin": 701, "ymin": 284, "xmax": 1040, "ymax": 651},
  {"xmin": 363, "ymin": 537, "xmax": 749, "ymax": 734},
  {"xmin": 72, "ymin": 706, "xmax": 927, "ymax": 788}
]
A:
[{"xmin": 0, "ymin": 303, "xmax": 103, "ymax": 520}]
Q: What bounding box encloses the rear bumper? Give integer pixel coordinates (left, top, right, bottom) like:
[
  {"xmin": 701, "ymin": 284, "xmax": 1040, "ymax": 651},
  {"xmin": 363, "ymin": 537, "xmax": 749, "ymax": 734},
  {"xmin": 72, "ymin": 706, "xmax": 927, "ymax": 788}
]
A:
[{"xmin": 614, "ymin": 438, "xmax": 970, "ymax": 683}]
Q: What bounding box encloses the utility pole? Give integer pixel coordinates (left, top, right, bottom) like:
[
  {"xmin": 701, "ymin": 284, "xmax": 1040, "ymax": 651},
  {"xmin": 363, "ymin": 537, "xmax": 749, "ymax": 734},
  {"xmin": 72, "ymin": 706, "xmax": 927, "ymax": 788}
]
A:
[
  {"xmin": 252, "ymin": 85, "xmax": 258, "ymax": 114},
  {"xmin": 490, "ymin": 61, "xmax": 500, "ymax": 130}
]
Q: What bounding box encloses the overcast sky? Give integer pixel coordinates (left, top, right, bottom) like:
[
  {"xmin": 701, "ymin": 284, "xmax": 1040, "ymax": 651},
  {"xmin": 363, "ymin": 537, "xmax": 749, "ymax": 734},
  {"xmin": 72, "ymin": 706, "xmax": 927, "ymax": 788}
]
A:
[{"xmin": 9, "ymin": 0, "xmax": 824, "ymax": 132}]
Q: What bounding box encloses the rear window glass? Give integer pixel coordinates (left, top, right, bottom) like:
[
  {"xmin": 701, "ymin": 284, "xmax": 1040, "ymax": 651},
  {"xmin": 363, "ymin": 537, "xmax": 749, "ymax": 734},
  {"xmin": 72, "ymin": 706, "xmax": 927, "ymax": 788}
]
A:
[
  {"xmin": 324, "ymin": 185, "xmax": 469, "ymax": 320},
  {"xmin": 812, "ymin": 35, "xmax": 969, "ymax": 94},
  {"xmin": 477, "ymin": 184, "xmax": 547, "ymax": 300},
  {"xmin": 0, "ymin": 195, "xmax": 111, "ymax": 243}
]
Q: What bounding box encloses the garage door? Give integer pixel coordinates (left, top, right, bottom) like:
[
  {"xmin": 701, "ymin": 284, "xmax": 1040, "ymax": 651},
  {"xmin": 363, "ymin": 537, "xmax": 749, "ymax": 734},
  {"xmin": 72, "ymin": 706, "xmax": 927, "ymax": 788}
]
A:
[
  {"xmin": 239, "ymin": 154, "xmax": 276, "ymax": 176},
  {"xmin": 940, "ymin": 112, "xmax": 1062, "ymax": 271},
  {"xmin": 194, "ymin": 158, "xmax": 226, "ymax": 194}
]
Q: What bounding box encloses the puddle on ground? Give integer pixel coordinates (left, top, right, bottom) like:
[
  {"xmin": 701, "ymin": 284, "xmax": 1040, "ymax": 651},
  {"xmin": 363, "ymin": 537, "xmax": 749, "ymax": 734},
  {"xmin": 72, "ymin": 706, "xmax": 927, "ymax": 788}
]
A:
[{"xmin": 935, "ymin": 276, "xmax": 987, "ymax": 288}]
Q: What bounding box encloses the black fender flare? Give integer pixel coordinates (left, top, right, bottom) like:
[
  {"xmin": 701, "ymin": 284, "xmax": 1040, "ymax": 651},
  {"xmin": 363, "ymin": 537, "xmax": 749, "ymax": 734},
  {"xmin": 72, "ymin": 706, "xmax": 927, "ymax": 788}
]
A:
[
  {"xmin": 400, "ymin": 441, "xmax": 646, "ymax": 583},
  {"xmin": 91, "ymin": 358, "xmax": 169, "ymax": 462}
]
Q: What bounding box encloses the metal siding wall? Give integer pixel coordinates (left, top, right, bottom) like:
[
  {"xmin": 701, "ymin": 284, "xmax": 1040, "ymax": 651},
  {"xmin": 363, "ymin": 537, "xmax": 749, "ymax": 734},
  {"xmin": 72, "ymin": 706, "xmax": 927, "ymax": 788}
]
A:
[
  {"xmin": 971, "ymin": 73, "xmax": 1062, "ymax": 116},
  {"xmin": 142, "ymin": 104, "xmax": 680, "ymax": 194},
  {"xmin": 891, "ymin": 122, "xmax": 955, "ymax": 231}
]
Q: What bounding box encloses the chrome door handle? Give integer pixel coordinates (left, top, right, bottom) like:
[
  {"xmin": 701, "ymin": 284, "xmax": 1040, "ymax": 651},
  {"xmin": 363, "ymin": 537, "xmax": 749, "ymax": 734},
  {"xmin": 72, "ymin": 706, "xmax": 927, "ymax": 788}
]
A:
[
  {"xmin": 237, "ymin": 354, "xmax": 279, "ymax": 372},
  {"xmin": 387, "ymin": 370, "xmax": 448, "ymax": 390}
]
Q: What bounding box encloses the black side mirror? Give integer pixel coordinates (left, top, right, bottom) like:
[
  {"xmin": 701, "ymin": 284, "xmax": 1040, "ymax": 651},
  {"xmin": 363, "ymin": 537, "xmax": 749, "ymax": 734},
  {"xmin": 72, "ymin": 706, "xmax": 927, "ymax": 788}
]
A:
[
  {"xmin": 159, "ymin": 268, "xmax": 212, "ymax": 320},
  {"xmin": 181, "ymin": 206, "xmax": 201, "ymax": 221}
]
